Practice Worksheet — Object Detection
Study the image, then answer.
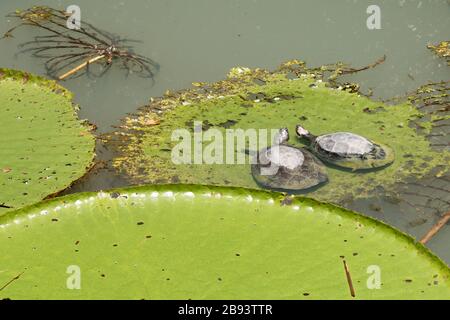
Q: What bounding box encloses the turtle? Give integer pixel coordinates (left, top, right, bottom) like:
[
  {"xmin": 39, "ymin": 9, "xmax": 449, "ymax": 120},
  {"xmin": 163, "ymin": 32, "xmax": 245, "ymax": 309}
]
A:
[
  {"xmin": 251, "ymin": 128, "xmax": 328, "ymax": 191},
  {"xmin": 295, "ymin": 124, "xmax": 395, "ymax": 171}
]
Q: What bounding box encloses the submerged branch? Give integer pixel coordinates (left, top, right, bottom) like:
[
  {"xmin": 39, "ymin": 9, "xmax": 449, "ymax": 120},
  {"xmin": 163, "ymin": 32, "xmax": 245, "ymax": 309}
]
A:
[
  {"xmin": 341, "ymin": 54, "xmax": 386, "ymax": 75},
  {"xmin": 2, "ymin": 6, "xmax": 158, "ymax": 80}
]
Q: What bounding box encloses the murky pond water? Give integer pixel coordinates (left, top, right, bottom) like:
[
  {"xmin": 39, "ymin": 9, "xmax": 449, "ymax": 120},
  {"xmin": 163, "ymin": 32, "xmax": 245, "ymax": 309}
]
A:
[{"xmin": 0, "ymin": 0, "xmax": 449, "ymax": 262}]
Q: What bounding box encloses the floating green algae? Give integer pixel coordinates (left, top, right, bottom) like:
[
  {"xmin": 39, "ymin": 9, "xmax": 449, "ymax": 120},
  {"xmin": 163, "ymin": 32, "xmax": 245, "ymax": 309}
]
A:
[
  {"xmin": 427, "ymin": 41, "xmax": 450, "ymax": 66},
  {"xmin": 107, "ymin": 62, "xmax": 449, "ymax": 205},
  {"xmin": 0, "ymin": 69, "xmax": 96, "ymax": 215}
]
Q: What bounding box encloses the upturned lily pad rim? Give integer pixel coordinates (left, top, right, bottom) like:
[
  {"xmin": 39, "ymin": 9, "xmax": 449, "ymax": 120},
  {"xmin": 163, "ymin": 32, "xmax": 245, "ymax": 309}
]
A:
[
  {"xmin": 1, "ymin": 183, "xmax": 449, "ymax": 276},
  {"xmin": 0, "ymin": 68, "xmax": 69, "ymax": 93}
]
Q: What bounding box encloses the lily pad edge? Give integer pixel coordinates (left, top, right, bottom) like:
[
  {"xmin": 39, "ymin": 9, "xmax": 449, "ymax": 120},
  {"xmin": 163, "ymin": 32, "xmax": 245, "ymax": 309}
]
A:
[
  {"xmin": 1, "ymin": 183, "xmax": 449, "ymax": 280},
  {"xmin": 0, "ymin": 68, "xmax": 97, "ymax": 212}
]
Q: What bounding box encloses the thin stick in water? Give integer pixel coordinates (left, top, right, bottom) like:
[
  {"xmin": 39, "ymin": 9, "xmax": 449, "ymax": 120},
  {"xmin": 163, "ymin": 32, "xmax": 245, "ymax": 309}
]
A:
[
  {"xmin": 58, "ymin": 54, "xmax": 105, "ymax": 80},
  {"xmin": 420, "ymin": 211, "xmax": 450, "ymax": 244}
]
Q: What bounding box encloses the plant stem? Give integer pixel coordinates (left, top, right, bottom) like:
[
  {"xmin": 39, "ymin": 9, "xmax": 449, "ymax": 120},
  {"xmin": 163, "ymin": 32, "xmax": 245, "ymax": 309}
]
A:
[
  {"xmin": 0, "ymin": 271, "xmax": 24, "ymax": 291},
  {"xmin": 342, "ymin": 260, "xmax": 356, "ymax": 298},
  {"xmin": 58, "ymin": 54, "xmax": 105, "ymax": 80},
  {"xmin": 420, "ymin": 211, "xmax": 450, "ymax": 244}
]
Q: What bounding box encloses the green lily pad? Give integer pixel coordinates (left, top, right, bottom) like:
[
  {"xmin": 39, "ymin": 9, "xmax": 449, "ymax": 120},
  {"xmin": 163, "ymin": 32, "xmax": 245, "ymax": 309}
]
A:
[
  {"xmin": 0, "ymin": 185, "xmax": 448, "ymax": 299},
  {"xmin": 107, "ymin": 64, "xmax": 450, "ymax": 205},
  {"xmin": 0, "ymin": 69, "xmax": 95, "ymax": 215}
]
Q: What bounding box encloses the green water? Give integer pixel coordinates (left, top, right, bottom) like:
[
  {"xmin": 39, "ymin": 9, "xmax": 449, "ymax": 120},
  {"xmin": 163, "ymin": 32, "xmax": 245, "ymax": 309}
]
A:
[{"xmin": 0, "ymin": 0, "xmax": 449, "ymax": 262}]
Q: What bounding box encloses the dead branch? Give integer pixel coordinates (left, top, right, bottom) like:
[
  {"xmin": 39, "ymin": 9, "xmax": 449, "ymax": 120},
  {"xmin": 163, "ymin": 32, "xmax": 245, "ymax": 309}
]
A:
[
  {"xmin": 342, "ymin": 260, "xmax": 356, "ymax": 298},
  {"xmin": 420, "ymin": 211, "xmax": 450, "ymax": 244},
  {"xmin": 2, "ymin": 6, "xmax": 158, "ymax": 80}
]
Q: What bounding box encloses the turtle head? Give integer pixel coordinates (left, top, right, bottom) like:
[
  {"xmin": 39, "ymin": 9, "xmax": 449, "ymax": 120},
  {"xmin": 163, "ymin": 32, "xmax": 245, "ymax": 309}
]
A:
[
  {"xmin": 275, "ymin": 128, "xmax": 289, "ymax": 145},
  {"xmin": 296, "ymin": 125, "xmax": 314, "ymax": 142}
]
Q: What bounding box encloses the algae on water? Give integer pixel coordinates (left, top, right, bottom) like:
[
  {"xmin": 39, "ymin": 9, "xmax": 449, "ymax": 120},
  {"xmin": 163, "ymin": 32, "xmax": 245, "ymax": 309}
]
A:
[
  {"xmin": 107, "ymin": 61, "xmax": 449, "ymax": 206},
  {"xmin": 427, "ymin": 41, "xmax": 450, "ymax": 65}
]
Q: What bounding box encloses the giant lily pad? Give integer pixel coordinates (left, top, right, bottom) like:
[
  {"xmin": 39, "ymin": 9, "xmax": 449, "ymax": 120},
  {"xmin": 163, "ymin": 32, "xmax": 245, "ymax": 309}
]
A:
[
  {"xmin": 0, "ymin": 69, "xmax": 95, "ymax": 215},
  {"xmin": 107, "ymin": 63, "xmax": 450, "ymax": 206},
  {"xmin": 0, "ymin": 185, "xmax": 448, "ymax": 299}
]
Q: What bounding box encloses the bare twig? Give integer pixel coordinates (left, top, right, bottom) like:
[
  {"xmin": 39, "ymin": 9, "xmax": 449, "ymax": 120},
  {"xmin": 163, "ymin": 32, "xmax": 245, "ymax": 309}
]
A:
[
  {"xmin": 342, "ymin": 260, "xmax": 356, "ymax": 298},
  {"xmin": 341, "ymin": 55, "xmax": 386, "ymax": 75},
  {"xmin": 0, "ymin": 271, "xmax": 24, "ymax": 292},
  {"xmin": 58, "ymin": 54, "xmax": 105, "ymax": 80},
  {"xmin": 420, "ymin": 211, "xmax": 450, "ymax": 244}
]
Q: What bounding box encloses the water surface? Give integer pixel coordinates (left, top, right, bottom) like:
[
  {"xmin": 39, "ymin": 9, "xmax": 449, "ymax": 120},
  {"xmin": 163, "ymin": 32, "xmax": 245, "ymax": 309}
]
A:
[{"xmin": 0, "ymin": 0, "xmax": 449, "ymax": 262}]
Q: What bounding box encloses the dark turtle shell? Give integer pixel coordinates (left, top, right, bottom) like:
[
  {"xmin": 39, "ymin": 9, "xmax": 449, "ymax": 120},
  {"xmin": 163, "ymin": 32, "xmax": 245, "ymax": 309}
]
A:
[
  {"xmin": 251, "ymin": 144, "xmax": 328, "ymax": 191},
  {"xmin": 312, "ymin": 132, "xmax": 394, "ymax": 170}
]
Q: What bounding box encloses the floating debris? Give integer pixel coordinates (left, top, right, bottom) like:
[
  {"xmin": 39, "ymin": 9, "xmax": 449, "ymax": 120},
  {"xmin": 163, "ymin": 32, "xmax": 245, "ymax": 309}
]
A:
[
  {"xmin": 427, "ymin": 41, "xmax": 450, "ymax": 65},
  {"xmin": 2, "ymin": 6, "xmax": 158, "ymax": 80}
]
